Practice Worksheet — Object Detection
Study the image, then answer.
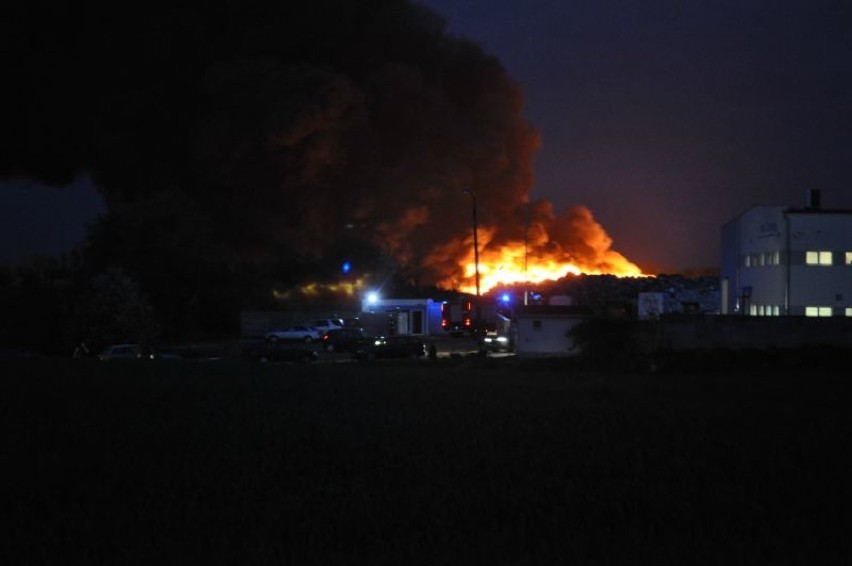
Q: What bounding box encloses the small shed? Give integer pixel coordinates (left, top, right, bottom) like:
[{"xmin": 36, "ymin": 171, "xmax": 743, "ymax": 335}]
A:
[{"xmin": 514, "ymin": 305, "xmax": 594, "ymax": 357}]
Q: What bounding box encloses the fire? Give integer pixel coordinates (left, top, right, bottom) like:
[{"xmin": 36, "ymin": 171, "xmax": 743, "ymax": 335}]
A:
[
  {"xmin": 273, "ymin": 277, "xmax": 368, "ymax": 300},
  {"xmin": 274, "ymin": 205, "xmax": 646, "ymax": 300},
  {"xmin": 454, "ymin": 242, "xmax": 644, "ymax": 294},
  {"xmin": 434, "ymin": 205, "xmax": 647, "ymax": 294}
]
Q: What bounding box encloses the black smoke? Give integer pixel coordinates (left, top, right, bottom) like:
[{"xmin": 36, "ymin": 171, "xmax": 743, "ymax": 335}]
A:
[{"xmin": 4, "ymin": 0, "xmax": 540, "ymax": 284}]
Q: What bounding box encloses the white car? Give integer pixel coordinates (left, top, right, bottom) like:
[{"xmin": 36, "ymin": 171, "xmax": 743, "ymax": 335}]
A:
[
  {"xmin": 305, "ymin": 318, "xmax": 344, "ymax": 334},
  {"xmin": 265, "ymin": 325, "xmax": 323, "ymax": 343}
]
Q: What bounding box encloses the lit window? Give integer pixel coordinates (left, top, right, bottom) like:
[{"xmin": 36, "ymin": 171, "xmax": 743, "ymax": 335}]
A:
[
  {"xmin": 772, "ymin": 251, "xmax": 780, "ymax": 265},
  {"xmin": 806, "ymin": 251, "xmax": 833, "ymax": 265},
  {"xmin": 749, "ymin": 304, "xmax": 757, "ymax": 316},
  {"xmin": 846, "ymin": 252, "xmax": 852, "ymax": 265},
  {"xmin": 772, "ymin": 306, "xmax": 780, "ymax": 316},
  {"xmin": 757, "ymin": 305, "xmax": 765, "ymax": 316},
  {"xmin": 744, "ymin": 255, "xmax": 751, "ymax": 267},
  {"xmin": 846, "ymin": 308, "xmax": 852, "ymax": 317},
  {"xmin": 806, "ymin": 306, "xmax": 833, "ymax": 317}
]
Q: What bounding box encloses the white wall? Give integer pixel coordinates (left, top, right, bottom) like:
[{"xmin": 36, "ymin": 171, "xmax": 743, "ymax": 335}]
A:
[
  {"xmin": 515, "ymin": 316, "xmax": 585, "ymax": 356},
  {"xmin": 721, "ymin": 206, "xmax": 852, "ymax": 315}
]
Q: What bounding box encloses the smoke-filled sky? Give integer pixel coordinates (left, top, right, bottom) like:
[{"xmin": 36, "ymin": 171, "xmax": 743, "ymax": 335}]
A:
[
  {"xmin": 3, "ymin": 0, "xmax": 851, "ymax": 277},
  {"xmin": 419, "ymin": 0, "xmax": 852, "ymax": 273}
]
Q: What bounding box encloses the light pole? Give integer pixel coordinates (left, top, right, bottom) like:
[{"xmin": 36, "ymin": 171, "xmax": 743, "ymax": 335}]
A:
[
  {"xmin": 462, "ymin": 189, "xmax": 480, "ymax": 298},
  {"xmin": 462, "ymin": 189, "xmax": 482, "ymax": 341},
  {"xmin": 524, "ymin": 202, "xmax": 529, "ymax": 305}
]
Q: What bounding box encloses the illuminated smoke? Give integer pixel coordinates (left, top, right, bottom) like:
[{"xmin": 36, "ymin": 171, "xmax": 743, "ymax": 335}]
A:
[{"xmin": 4, "ymin": 0, "xmax": 639, "ymax": 291}]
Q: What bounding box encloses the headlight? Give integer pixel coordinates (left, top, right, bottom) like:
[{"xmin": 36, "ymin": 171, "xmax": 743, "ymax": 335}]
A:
[{"xmin": 496, "ymin": 336, "xmax": 508, "ymax": 343}]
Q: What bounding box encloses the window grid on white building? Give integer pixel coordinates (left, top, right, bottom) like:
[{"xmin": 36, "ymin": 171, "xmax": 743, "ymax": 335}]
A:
[
  {"xmin": 748, "ymin": 304, "xmax": 781, "ymax": 316},
  {"xmin": 744, "ymin": 252, "xmax": 782, "ymax": 268},
  {"xmin": 805, "ymin": 306, "xmax": 833, "ymax": 317},
  {"xmin": 805, "ymin": 251, "xmax": 833, "ymax": 266}
]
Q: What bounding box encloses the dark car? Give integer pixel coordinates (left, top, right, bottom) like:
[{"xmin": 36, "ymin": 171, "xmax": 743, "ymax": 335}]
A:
[
  {"xmin": 98, "ymin": 344, "xmax": 151, "ymax": 361},
  {"xmin": 351, "ymin": 335, "xmax": 426, "ymax": 361},
  {"xmin": 322, "ymin": 328, "xmax": 370, "ymax": 353},
  {"xmin": 243, "ymin": 341, "xmax": 319, "ymax": 363},
  {"xmin": 482, "ymin": 332, "xmax": 513, "ymax": 353},
  {"xmin": 151, "ymin": 347, "xmax": 183, "ymax": 360}
]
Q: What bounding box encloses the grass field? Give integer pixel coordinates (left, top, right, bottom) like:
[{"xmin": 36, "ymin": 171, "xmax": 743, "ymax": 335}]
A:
[{"xmin": 2, "ymin": 355, "xmax": 850, "ymax": 565}]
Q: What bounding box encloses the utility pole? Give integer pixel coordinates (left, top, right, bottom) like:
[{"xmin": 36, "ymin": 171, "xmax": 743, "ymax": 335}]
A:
[
  {"xmin": 462, "ymin": 189, "xmax": 480, "ymax": 298},
  {"xmin": 524, "ymin": 202, "xmax": 529, "ymax": 305},
  {"xmin": 462, "ymin": 189, "xmax": 482, "ymax": 340}
]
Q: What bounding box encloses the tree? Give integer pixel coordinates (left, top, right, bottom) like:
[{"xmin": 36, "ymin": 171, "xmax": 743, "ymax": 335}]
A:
[{"xmin": 71, "ymin": 267, "xmax": 159, "ymax": 352}]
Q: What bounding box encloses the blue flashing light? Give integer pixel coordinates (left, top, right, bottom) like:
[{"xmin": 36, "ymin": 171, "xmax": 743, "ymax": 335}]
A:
[
  {"xmin": 500, "ymin": 293, "xmax": 510, "ymax": 303},
  {"xmin": 366, "ymin": 291, "xmax": 379, "ymax": 304},
  {"xmin": 342, "ymin": 261, "xmax": 352, "ymax": 274}
]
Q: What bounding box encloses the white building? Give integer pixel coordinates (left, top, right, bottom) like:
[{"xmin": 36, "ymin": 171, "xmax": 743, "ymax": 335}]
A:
[
  {"xmin": 514, "ymin": 305, "xmax": 593, "ymax": 357},
  {"xmin": 720, "ymin": 190, "xmax": 852, "ymax": 317}
]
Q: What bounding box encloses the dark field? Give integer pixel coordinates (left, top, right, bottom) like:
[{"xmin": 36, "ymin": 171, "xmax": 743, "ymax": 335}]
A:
[{"xmin": 3, "ymin": 356, "xmax": 851, "ymax": 565}]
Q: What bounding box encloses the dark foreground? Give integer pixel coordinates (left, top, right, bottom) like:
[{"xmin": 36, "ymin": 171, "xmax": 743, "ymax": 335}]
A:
[{"xmin": 2, "ymin": 355, "xmax": 851, "ymax": 565}]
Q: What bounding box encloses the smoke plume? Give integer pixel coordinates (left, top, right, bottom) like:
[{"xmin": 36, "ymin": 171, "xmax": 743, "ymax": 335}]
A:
[{"xmin": 4, "ymin": 0, "xmax": 635, "ymax": 289}]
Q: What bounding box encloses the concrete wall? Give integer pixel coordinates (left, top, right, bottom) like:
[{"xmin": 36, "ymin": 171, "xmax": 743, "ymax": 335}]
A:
[{"xmin": 652, "ymin": 315, "xmax": 852, "ymax": 350}]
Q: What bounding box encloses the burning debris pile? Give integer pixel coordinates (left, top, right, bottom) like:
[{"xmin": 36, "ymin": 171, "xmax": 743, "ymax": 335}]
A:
[
  {"xmin": 514, "ymin": 274, "xmax": 721, "ymax": 317},
  {"xmin": 428, "ymin": 202, "xmax": 644, "ymax": 294}
]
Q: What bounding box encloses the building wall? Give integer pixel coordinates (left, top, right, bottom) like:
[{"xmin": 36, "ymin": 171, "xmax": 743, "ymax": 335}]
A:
[
  {"xmin": 720, "ymin": 204, "xmax": 852, "ymax": 317},
  {"xmin": 515, "ymin": 316, "xmax": 586, "ymax": 356},
  {"xmin": 786, "ymin": 213, "xmax": 852, "ymax": 315},
  {"xmin": 720, "ymin": 206, "xmax": 788, "ymax": 314}
]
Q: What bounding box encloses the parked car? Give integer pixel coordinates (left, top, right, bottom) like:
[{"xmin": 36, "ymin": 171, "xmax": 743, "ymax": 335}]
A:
[
  {"xmin": 306, "ymin": 318, "xmax": 345, "ymax": 334},
  {"xmin": 351, "ymin": 335, "xmax": 426, "ymax": 361},
  {"xmin": 151, "ymin": 347, "xmax": 183, "ymax": 360},
  {"xmin": 0, "ymin": 349, "xmax": 41, "ymax": 359},
  {"xmin": 98, "ymin": 344, "xmax": 152, "ymax": 361},
  {"xmin": 243, "ymin": 341, "xmax": 319, "ymax": 363},
  {"xmin": 482, "ymin": 333, "xmax": 513, "ymax": 353},
  {"xmin": 266, "ymin": 325, "xmax": 323, "ymax": 343},
  {"xmin": 322, "ymin": 327, "xmax": 370, "ymax": 353}
]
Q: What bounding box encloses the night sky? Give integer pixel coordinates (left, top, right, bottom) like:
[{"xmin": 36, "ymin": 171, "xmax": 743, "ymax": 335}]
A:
[
  {"xmin": 420, "ymin": 0, "xmax": 852, "ymax": 272},
  {"xmin": 3, "ymin": 0, "xmax": 851, "ymax": 273}
]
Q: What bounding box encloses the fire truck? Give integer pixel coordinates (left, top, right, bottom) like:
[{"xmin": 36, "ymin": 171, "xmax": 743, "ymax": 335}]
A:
[
  {"xmin": 440, "ymin": 295, "xmax": 504, "ymax": 336},
  {"xmin": 440, "ymin": 296, "xmax": 475, "ymax": 336}
]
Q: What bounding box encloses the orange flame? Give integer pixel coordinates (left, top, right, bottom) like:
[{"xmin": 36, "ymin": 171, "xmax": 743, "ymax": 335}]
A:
[{"xmin": 432, "ymin": 205, "xmax": 646, "ymax": 294}]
